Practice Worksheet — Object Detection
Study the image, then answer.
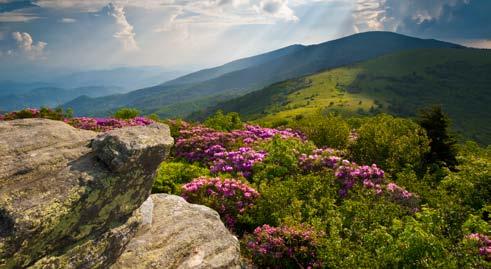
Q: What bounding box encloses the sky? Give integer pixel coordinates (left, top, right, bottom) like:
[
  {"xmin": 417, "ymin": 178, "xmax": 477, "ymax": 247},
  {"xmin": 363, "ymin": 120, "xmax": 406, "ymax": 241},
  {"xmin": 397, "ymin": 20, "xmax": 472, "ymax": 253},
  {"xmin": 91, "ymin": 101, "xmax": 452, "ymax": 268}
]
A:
[{"xmin": 0, "ymin": 0, "xmax": 490, "ymax": 78}]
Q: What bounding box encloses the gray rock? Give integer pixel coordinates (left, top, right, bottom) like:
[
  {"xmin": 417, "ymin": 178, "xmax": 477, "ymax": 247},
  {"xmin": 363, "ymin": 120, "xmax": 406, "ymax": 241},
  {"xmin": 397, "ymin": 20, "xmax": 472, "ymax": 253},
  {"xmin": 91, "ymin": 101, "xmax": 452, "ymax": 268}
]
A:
[
  {"xmin": 0, "ymin": 119, "xmax": 173, "ymax": 268},
  {"xmin": 112, "ymin": 194, "xmax": 241, "ymax": 269}
]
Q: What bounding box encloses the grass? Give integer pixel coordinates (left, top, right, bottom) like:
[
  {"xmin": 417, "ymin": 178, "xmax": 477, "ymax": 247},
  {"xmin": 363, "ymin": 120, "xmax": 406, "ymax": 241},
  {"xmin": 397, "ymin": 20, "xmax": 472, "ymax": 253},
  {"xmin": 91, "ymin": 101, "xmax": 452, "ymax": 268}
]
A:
[{"xmin": 201, "ymin": 48, "xmax": 491, "ymax": 144}]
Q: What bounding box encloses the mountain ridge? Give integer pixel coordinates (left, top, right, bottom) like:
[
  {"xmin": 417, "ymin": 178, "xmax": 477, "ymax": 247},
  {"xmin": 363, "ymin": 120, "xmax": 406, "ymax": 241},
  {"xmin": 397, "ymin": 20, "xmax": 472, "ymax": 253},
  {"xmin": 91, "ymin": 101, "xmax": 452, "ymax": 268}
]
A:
[{"xmin": 63, "ymin": 31, "xmax": 463, "ymax": 117}]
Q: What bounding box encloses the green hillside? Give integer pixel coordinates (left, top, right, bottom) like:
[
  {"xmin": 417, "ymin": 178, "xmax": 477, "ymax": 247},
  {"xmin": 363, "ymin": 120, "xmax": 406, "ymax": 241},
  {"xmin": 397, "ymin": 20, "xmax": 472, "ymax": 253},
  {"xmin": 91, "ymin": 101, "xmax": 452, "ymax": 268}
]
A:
[
  {"xmin": 193, "ymin": 48, "xmax": 491, "ymax": 144},
  {"xmin": 63, "ymin": 32, "xmax": 461, "ymax": 117}
]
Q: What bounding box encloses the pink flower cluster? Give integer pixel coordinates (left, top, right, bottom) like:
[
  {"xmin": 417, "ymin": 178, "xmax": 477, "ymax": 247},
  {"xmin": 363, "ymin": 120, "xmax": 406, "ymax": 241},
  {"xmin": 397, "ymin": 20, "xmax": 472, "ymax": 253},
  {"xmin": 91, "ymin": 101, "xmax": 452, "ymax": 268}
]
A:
[
  {"xmin": 181, "ymin": 177, "xmax": 259, "ymax": 229},
  {"xmin": 298, "ymin": 148, "xmax": 343, "ymax": 172},
  {"xmin": 466, "ymin": 233, "xmax": 491, "ymax": 259},
  {"xmin": 174, "ymin": 124, "xmax": 303, "ymax": 175},
  {"xmin": 385, "ymin": 183, "xmax": 419, "ymax": 208},
  {"xmin": 237, "ymin": 125, "xmax": 306, "ymax": 142},
  {"xmin": 65, "ymin": 117, "xmax": 153, "ymax": 132},
  {"xmin": 244, "ymin": 224, "xmax": 322, "ymax": 269},
  {"xmin": 210, "ymin": 147, "xmax": 267, "ymax": 178},
  {"xmin": 175, "ymin": 126, "xmax": 237, "ymax": 162},
  {"xmin": 335, "ymin": 161, "xmax": 385, "ymax": 197}
]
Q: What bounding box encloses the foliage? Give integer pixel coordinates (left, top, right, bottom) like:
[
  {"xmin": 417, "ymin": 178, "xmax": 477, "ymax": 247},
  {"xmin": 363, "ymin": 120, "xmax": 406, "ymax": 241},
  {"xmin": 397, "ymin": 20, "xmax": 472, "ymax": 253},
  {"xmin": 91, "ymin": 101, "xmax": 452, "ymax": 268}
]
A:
[
  {"xmin": 181, "ymin": 177, "xmax": 259, "ymax": 230},
  {"xmin": 290, "ymin": 112, "xmax": 350, "ymax": 148},
  {"xmin": 204, "ymin": 110, "xmax": 243, "ymax": 131},
  {"xmin": 152, "ymin": 162, "xmax": 209, "ymax": 194},
  {"xmin": 0, "ymin": 107, "xmax": 70, "ymax": 121},
  {"xmin": 417, "ymin": 105, "xmax": 458, "ymax": 170},
  {"xmin": 160, "ymin": 117, "xmax": 490, "ymax": 268},
  {"xmin": 65, "ymin": 116, "xmax": 153, "ymax": 132},
  {"xmin": 349, "ymin": 114, "xmax": 430, "ymax": 173},
  {"xmin": 243, "ymin": 224, "xmax": 323, "ymax": 269},
  {"xmin": 113, "ymin": 107, "xmax": 140, "ymax": 119}
]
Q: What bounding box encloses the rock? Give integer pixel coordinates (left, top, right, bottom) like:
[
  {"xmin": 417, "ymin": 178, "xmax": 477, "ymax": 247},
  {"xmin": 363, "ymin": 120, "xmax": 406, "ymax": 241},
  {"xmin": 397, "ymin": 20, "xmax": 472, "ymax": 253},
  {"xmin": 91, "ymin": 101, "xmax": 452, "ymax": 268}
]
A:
[
  {"xmin": 0, "ymin": 119, "xmax": 173, "ymax": 268},
  {"xmin": 112, "ymin": 194, "xmax": 241, "ymax": 269}
]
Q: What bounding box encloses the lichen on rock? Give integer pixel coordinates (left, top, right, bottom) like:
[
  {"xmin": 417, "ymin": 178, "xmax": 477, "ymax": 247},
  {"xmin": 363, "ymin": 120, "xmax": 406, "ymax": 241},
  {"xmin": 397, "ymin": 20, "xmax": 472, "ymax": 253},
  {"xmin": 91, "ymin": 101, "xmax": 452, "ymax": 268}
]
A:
[{"xmin": 0, "ymin": 119, "xmax": 173, "ymax": 268}]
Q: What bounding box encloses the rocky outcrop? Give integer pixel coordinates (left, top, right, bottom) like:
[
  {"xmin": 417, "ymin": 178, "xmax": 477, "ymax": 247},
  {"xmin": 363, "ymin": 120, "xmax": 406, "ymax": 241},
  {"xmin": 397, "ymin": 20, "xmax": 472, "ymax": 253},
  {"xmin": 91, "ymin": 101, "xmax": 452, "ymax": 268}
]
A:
[
  {"xmin": 0, "ymin": 119, "xmax": 173, "ymax": 268},
  {"xmin": 112, "ymin": 194, "xmax": 241, "ymax": 269}
]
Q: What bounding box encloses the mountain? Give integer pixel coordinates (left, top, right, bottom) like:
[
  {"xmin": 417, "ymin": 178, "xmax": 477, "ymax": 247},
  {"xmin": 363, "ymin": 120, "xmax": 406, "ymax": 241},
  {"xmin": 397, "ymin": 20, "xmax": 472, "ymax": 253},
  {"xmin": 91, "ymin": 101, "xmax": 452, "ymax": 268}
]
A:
[
  {"xmin": 0, "ymin": 86, "xmax": 123, "ymax": 111},
  {"xmin": 64, "ymin": 32, "xmax": 463, "ymax": 117},
  {"xmin": 53, "ymin": 67, "xmax": 187, "ymax": 91},
  {"xmin": 193, "ymin": 48, "xmax": 491, "ymax": 144},
  {"xmin": 162, "ymin": 44, "xmax": 305, "ymax": 86},
  {"xmin": 0, "ymin": 66, "xmax": 187, "ymax": 112},
  {"xmin": 0, "ymin": 81, "xmax": 55, "ymax": 97}
]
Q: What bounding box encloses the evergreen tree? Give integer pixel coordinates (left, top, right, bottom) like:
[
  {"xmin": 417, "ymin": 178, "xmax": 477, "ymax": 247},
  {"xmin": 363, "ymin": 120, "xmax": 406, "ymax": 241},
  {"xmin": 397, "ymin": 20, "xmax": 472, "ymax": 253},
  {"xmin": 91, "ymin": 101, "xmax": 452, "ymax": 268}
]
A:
[{"xmin": 417, "ymin": 105, "xmax": 458, "ymax": 170}]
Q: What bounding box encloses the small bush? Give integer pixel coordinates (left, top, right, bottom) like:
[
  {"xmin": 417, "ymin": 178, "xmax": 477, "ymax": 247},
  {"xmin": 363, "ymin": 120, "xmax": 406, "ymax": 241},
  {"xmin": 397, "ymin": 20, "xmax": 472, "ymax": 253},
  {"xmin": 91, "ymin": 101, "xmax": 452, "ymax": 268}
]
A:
[
  {"xmin": 152, "ymin": 162, "xmax": 209, "ymax": 194},
  {"xmin": 349, "ymin": 114, "xmax": 430, "ymax": 173},
  {"xmin": 181, "ymin": 177, "xmax": 259, "ymax": 230},
  {"xmin": 290, "ymin": 112, "xmax": 350, "ymax": 149},
  {"xmin": 204, "ymin": 110, "xmax": 243, "ymax": 131},
  {"xmin": 243, "ymin": 224, "xmax": 323, "ymax": 269},
  {"xmin": 113, "ymin": 107, "xmax": 140, "ymax": 119}
]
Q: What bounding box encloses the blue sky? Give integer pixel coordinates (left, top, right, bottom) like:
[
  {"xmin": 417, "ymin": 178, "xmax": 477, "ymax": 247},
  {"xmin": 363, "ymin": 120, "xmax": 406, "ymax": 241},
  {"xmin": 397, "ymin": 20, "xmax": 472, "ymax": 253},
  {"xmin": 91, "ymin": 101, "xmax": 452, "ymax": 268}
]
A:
[{"xmin": 0, "ymin": 0, "xmax": 490, "ymax": 74}]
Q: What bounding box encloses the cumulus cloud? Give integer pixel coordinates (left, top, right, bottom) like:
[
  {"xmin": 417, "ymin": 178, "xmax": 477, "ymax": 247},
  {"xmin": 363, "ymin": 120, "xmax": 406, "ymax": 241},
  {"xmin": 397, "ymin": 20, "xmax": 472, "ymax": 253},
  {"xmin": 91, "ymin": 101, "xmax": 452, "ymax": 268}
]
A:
[
  {"xmin": 254, "ymin": 0, "xmax": 298, "ymax": 21},
  {"xmin": 12, "ymin": 31, "xmax": 47, "ymax": 59},
  {"xmin": 107, "ymin": 3, "xmax": 138, "ymax": 51},
  {"xmin": 353, "ymin": 0, "xmax": 471, "ymax": 33}
]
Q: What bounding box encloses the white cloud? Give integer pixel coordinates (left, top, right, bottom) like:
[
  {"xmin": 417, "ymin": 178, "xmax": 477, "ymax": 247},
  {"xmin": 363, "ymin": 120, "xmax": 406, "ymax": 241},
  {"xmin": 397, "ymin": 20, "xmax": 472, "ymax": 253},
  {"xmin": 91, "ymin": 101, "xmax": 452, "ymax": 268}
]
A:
[
  {"xmin": 255, "ymin": 0, "xmax": 298, "ymax": 22},
  {"xmin": 59, "ymin": 17, "xmax": 76, "ymax": 23},
  {"xmin": 107, "ymin": 3, "xmax": 139, "ymax": 51},
  {"xmin": 12, "ymin": 32, "xmax": 47, "ymax": 59}
]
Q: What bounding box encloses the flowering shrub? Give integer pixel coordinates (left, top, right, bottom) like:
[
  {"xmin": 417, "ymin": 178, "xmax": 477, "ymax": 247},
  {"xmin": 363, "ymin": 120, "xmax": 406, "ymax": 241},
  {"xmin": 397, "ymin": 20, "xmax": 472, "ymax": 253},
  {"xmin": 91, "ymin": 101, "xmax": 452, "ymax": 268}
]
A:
[
  {"xmin": 1, "ymin": 107, "xmax": 153, "ymax": 132},
  {"xmin": 65, "ymin": 116, "xmax": 153, "ymax": 131},
  {"xmin": 298, "ymin": 148, "xmax": 343, "ymax": 172},
  {"xmin": 181, "ymin": 177, "xmax": 259, "ymax": 229},
  {"xmin": 334, "ymin": 161, "xmax": 385, "ymax": 197},
  {"xmin": 210, "ymin": 147, "xmax": 267, "ymax": 178},
  {"xmin": 385, "ymin": 182, "xmax": 419, "ymax": 210},
  {"xmin": 0, "ymin": 107, "xmax": 68, "ymax": 121},
  {"xmin": 243, "ymin": 224, "xmax": 322, "ymax": 269},
  {"xmin": 174, "ymin": 126, "xmax": 236, "ymax": 162},
  {"xmin": 465, "ymin": 233, "xmax": 491, "ymax": 260}
]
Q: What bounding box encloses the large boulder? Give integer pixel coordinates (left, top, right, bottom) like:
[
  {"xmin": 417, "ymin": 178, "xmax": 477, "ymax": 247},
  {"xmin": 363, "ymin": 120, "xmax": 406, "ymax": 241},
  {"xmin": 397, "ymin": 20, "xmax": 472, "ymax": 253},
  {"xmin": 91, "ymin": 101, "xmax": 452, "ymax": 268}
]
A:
[
  {"xmin": 112, "ymin": 194, "xmax": 241, "ymax": 269},
  {"xmin": 0, "ymin": 119, "xmax": 173, "ymax": 268}
]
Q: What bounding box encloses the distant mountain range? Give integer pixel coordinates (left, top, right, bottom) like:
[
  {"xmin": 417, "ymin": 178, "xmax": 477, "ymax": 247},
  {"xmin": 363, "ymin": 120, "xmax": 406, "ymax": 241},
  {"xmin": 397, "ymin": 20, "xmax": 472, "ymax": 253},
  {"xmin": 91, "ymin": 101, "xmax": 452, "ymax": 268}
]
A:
[
  {"xmin": 194, "ymin": 48, "xmax": 491, "ymax": 144},
  {"xmin": 0, "ymin": 67, "xmax": 186, "ymax": 111},
  {"xmin": 0, "ymin": 86, "xmax": 124, "ymax": 111},
  {"xmin": 63, "ymin": 31, "xmax": 462, "ymax": 117}
]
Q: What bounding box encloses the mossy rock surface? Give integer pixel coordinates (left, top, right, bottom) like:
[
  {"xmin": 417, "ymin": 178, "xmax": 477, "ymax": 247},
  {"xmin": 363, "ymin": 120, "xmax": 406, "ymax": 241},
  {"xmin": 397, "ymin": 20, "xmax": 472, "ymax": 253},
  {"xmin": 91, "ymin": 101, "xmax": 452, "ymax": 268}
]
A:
[
  {"xmin": 112, "ymin": 194, "xmax": 241, "ymax": 269},
  {"xmin": 0, "ymin": 119, "xmax": 173, "ymax": 268}
]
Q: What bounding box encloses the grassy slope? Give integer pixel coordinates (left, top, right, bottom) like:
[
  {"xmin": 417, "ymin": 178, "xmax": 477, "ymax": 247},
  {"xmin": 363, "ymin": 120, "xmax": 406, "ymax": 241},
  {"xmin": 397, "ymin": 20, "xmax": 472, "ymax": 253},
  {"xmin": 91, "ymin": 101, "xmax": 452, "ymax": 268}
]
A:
[
  {"xmin": 64, "ymin": 32, "xmax": 461, "ymax": 117},
  {"xmin": 196, "ymin": 48, "xmax": 491, "ymax": 144}
]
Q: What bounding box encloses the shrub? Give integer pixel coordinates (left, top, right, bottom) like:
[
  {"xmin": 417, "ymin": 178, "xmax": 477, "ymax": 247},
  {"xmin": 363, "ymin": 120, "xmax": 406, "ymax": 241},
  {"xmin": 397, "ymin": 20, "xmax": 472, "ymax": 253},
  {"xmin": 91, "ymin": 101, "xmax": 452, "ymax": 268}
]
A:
[
  {"xmin": 243, "ymin": 224, "xmax": 323, "ymax": 269},
  {"xmin": 65, "ymin": 116, "xmax": 153, "ymax": 132},
  {"xmin": 349, "ymin": 114, "xmax": 430, "ymax": 173},
  {"xmin": 248, "ymin": 173, "xmax": 339, "ymax": 228},
  {"xmin": 210, "ymin": 147, "xmax": 267, "ymax": 178},
  {"xmin": 152, "ymin": 162, "xmax": 209, "ymax": 194},
  {"xmin": 113, "ymin": 107, "xmax": 140, "ymax": 119},
  {"xmin": 290, "ymin": 112, "xmax": 350, "ymax": 148},
  {"xmin": 0, "ymin": 107, "xmax": 68, "ymax": 121},
  {"xmin": 181, "ymin": 177, "xmax": 259, "ymax": 230},
  {"xmin": 252, "ymin": 137, "xmax": 315, "ymax": 182},
  {"xmin": 204, "ymin": 110, "xmax": 243, "ymax": 131}
]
